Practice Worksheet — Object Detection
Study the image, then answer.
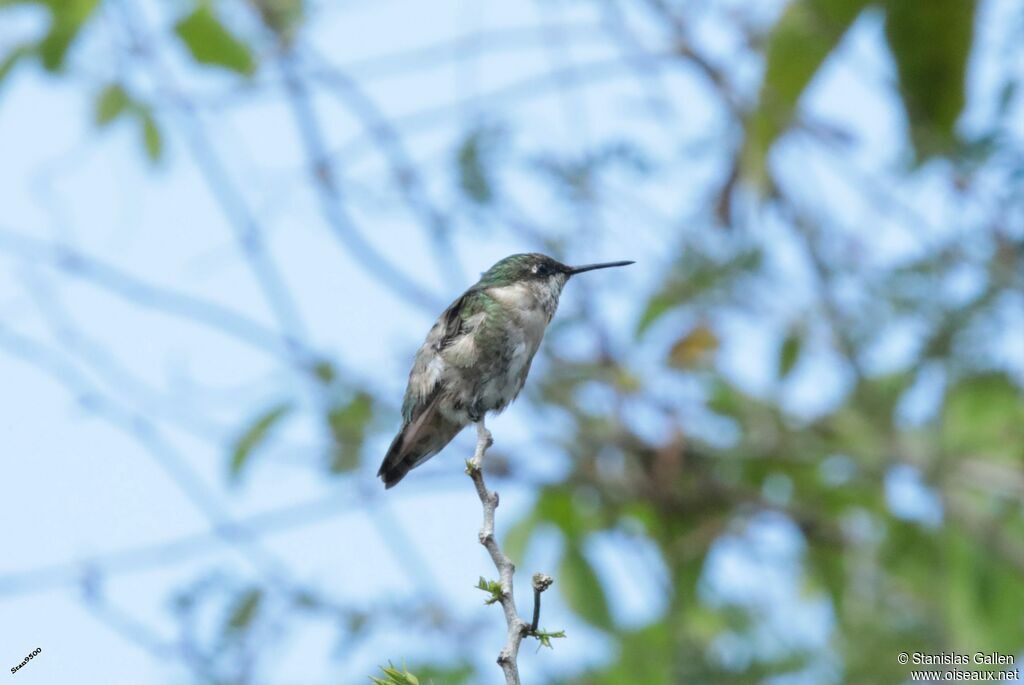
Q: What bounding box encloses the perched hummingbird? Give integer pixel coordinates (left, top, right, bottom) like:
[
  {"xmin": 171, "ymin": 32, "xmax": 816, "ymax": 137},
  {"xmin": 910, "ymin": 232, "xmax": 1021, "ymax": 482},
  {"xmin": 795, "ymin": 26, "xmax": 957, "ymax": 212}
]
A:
[{"xmin": 378, "ymin": 253, "xmax": 633, "ymax": 488}]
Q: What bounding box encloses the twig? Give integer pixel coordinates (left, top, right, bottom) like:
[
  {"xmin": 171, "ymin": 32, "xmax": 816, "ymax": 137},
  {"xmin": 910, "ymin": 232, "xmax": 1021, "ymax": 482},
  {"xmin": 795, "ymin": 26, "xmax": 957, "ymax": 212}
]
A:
[
  {"xmin": 305, "ymin": 48, "xmax": 466, "ymax": 287},
  {"xmin": 278, "ymin": 53, "xmax": 447, "ymax": 314},
  {"xmin": 530, "ymin": 573, "xmax": 553, "ymax": 634},
  {"xmin": 114, "ymin": 0, "xmax": 311, "ymax": 360},
  {"xmin": 0, "ymin": 228, "xmax": 312, "ymax": 365},
  {"xmin": 465, "ymin": 422, "xmax": 558, "ymax": 685}
]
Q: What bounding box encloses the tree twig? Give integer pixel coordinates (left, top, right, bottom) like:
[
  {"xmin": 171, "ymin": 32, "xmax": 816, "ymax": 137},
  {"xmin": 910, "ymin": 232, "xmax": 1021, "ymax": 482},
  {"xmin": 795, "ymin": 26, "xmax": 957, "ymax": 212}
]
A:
[
  {"xmin": 465, "ymin": 421, "xmax": 557, "ymax": 684},
  {"xmin": 277, "ymin": 52, "xmax": 447, "ymax": 314},
  {"xmin": 529, "ymin": 573, "xmax": 553, "ymax": 634}
]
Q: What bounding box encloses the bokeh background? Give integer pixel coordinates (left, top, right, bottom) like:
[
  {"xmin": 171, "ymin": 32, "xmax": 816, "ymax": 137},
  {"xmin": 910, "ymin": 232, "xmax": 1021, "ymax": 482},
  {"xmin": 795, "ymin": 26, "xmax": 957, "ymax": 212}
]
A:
[{"xmin": 1, "ymin": 1, "xmax": 1022, "ymax": 684}]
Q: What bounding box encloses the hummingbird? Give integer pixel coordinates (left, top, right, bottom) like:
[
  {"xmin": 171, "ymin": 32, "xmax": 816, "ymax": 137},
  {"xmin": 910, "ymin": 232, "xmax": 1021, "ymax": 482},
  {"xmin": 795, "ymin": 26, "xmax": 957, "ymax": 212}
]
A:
[{"xmin": 377, "ymin": 253, "xmax": 634, "ymax": 488}]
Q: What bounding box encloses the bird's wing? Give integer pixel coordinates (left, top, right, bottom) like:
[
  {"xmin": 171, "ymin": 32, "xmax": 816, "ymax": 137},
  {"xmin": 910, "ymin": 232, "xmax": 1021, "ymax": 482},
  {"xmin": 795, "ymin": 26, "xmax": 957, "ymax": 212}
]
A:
[{"xmin": 400, "ymin": 289, "xmax": 486, "ymax": 424}]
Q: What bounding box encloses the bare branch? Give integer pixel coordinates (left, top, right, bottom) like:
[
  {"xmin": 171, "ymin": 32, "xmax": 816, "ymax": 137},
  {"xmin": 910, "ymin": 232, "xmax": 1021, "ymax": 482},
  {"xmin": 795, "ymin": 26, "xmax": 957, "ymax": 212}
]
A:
[
  {"xmin": 278, "ymin": 53, "xmax": 447, "ymax": 313},
  {"xmin": 0, "ymin": 323, "xmax": 290, "ymax": 582},
  {"xmin": 114, "ymin": 0, "xmax": 311, "ymax": 355},
  {"xmin": 305, "ymin": 48, "xmax": 465, "ymax": 286},
  {"xmin": 465, "ymin": 422, "xmax": 559, "ymax": 685},
  {"xmin": 0, "ymin": 228, "xmax": 310, "ymax": 364},
  {"xmin": 465, "ymin": 422, "xmax": 524, "ymax": 685}
]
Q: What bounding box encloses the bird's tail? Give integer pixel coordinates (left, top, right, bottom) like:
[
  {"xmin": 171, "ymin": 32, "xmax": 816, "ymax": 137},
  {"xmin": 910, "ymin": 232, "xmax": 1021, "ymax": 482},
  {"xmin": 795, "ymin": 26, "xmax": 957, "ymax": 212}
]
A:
[{"xmin": 377, "ymin": 402, "xmax": 464, "ymax": 488}]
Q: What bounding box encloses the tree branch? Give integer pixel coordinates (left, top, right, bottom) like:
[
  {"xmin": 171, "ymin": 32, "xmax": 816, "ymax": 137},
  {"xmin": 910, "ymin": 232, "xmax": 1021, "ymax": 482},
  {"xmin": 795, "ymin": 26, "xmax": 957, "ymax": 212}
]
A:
[{"xmin": 465, "ymin": 422, "xmax": 559, "ymax": 685}]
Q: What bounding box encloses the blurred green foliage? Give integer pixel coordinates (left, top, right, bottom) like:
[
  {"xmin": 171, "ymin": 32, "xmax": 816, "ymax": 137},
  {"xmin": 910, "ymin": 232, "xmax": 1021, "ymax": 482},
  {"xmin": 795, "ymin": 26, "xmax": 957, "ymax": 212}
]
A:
[
  {"xmin": 230, "ymin": 402, "xmax": 292, "ymax": 481},
  {"xmin": 370, "ymin": 662, "xmax": 424, "ymax": 685},
  {"xmin": 174, "ymin": 4, "xmax": 256, "ymax": 76},
  {"xmin": 745, "ymin": 0, "xmax": 978, "ymax": 183}
]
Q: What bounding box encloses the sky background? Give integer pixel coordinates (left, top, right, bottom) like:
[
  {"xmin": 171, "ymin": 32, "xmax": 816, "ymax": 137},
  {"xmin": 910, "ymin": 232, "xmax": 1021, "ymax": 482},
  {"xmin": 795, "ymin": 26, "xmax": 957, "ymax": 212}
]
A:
[{"xmin": 0, "ymin": 0, "xmax": 1021, "ymax": 684}]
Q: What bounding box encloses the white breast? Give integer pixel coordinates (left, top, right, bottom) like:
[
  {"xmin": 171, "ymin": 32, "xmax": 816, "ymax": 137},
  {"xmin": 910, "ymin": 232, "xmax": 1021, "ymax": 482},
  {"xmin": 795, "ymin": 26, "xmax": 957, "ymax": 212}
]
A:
[
  {"xmin": 477, "ymin": 283, "xmax": 553, "ymax": 410},
  {"xmin": 506, "ymin": 340, "xmax": 531, "ymax": 379},
  {"xmin": 487, "ymin": 282, "xmax": 551, "ymax": 345}
]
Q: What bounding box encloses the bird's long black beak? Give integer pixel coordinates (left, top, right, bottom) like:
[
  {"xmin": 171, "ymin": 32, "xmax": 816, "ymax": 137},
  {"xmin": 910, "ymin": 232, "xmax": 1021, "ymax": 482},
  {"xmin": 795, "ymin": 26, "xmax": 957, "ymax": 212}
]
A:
[{"xmin": 566, "ymin": 260, "xmax": 635, "ymax": 275}]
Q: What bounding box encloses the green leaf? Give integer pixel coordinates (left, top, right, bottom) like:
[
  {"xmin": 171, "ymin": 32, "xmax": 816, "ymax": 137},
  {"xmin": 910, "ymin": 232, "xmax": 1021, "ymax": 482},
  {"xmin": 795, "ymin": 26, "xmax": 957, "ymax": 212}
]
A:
[
  {"xmin": 370, "ymin": 663, "xmax": 420, "ymax": 685},
  {"xmin": 535, "ymin": 488, "xmax": 583, "ymax": 537},
  {"xmin": 884, "ymin": 0, "xmax": 976, "ymax": 159},
  {"xmin": 311, "ymin": 359, "xmax": 337, "ymax": 384},
  {"xmin": 141, "ymin": 112, "xmax": 163, "ymax": 163},
  {"xmin": 92, "ymin": 85, "xmax": 165, "ymax": 165},
  {"xmin": 224, "ymin": 588, "xmax": 262, "ymax": 636},
  {"xmin": 667, "ymin": 324, "xmax": 719, "ymax": 368},
  {"xmin": 95, "ymin": 84, "xmax": 129, "ymax": 127},
  {"xmin": 943, "ymin": 526, "xmax": 1024, "ymax": 655},
  {"xmin": 558, "ymin": 543, "xmax": 612, "ymax": 629},
  {"xmin": 941, "ymin": 373, "xmax": 1023, "ymax": 460},
  {"xmin": 174, "ymin": 5, "xmax": 256, "ymax": 75},
  {"xmin": 637, "ymin": 248, "xmax": 761, "ymax": 335},
  {"xmin": 230, "ymin": 402, "xmax": 292, "ymax": 480},
  {"xmin": 36, "ymin": 0, "xmax": 99, "ymax": 72},
  {"xmin": 533, "ymin": 628, "xmax": 567, "ymax": 650},
  {"xmin": 778, "ymin": 329, "xmax": 802, "ymax": 378},
  {"xmin": 474, "ymin": 576, "xmax": 504, "ymax": 605},
  {"xmin": 327, "ymin": 391, "xmax": 374, "ymax": 473},
  {"xmin": 743, "ymin": 0, "xmax": 870, "ymax": 185},
  {"xmin": 455, "ymin": 124, "xmax": 503, "ymax": 206}
]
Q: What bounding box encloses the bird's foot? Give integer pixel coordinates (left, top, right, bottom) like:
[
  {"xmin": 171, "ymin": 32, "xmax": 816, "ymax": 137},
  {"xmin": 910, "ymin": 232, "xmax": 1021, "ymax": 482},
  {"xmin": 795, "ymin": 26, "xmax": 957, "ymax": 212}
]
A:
[{"xmin": 471, "ymin": 421, "xmax": 493, "ymax": 468}]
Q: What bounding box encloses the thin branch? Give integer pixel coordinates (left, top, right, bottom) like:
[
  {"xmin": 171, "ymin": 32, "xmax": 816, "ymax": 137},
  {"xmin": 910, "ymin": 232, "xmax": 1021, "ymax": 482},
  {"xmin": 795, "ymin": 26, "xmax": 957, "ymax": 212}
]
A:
[
  {"xmin": 341, "ymin": 23, "xmax": 608, "ymax": 80},
  {"xmin": 278, "ymin": 53, "xmax": 447, "ymax": 313},
  {"xmin": 0, "ymin": 228, "xmax": 311, "ymax": 364},
  {"xmin": 80, "ymin": 577, "xmax": 218, "ymax": 681},
  {"xmin": 0, "ymin": 323, "xmax": 287, "ymax": 582},
  {"xmin": 0, "ymin": 488, "xmax": 361, "ymax": 596},
  {"xmin": 465, "ymin": 422, "xmax": 557, "ymax": 685},
  {"xmin": 305, "ymin": 48, "xmax": 466, "ymax": 286},
  {"xmin": 323, "ymin": 52, "xmax": 673, "ymax": 165},
  {"xmin": 465, "ymin": 422, "xmax": 524, "ymax": 685},
  {"xmin": 115, "ymin": 0, "xmax": 311, "ymax": 356},
  {"xmin": 639, "ymin": 0, "xmax": 738, "ymax": 111}
]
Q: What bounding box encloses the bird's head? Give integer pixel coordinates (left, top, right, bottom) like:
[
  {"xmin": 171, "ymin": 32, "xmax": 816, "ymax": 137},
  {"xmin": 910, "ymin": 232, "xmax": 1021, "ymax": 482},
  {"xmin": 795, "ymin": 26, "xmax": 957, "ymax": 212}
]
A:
[{"xmin": 478, "ymin": 253, "xmax": 634, "ymax": 293}]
